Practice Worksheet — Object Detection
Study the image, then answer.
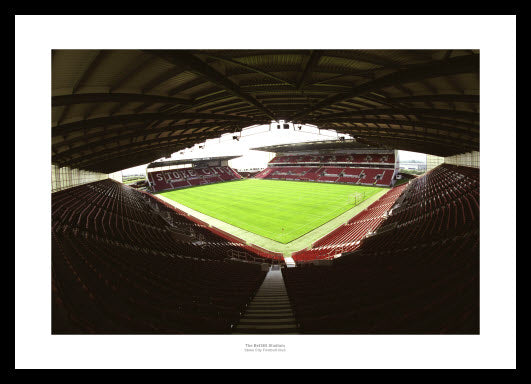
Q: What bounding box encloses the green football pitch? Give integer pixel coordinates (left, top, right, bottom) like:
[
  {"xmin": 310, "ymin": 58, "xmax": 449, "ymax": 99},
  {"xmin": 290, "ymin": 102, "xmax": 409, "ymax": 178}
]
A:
[{"xmin": 159, "ymin": 179, "xmax": 383, "ymax": 244}]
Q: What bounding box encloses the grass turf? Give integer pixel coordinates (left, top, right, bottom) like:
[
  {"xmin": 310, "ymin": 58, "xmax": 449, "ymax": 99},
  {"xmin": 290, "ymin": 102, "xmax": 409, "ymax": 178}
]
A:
[{"xmin": 160, "ymin": 179, "xmax": 383, "ymax": 244}]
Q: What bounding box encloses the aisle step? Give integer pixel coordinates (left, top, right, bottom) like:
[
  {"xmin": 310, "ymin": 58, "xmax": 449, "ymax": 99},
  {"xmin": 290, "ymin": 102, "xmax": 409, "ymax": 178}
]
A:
[{"xmin": 233, "ymin": 269, "xmax": 299, "ymax": 334}]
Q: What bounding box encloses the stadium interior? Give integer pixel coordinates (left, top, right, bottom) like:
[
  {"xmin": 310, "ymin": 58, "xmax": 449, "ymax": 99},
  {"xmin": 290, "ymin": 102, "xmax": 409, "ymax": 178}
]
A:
[{"xmin": 51, "ymin": 49, "xmax": 480, "ymax": 334}]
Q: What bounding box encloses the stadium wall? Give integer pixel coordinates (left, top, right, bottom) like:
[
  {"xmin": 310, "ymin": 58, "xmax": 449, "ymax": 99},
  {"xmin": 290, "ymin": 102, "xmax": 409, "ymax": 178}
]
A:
[
  {"xmin": 427, "ymin": 151, "xmax": 479, "ymax": 171},
  {"xmin": 444, "ymin": 151, "xmax": 480, "ymax": 168},
  {"xmin": 426, "ymin": 154, "xmax": 445, "ymax": 171},
  {"xmin": 51, "ymin": 164, "xmax": 122, "ymax": 192}
]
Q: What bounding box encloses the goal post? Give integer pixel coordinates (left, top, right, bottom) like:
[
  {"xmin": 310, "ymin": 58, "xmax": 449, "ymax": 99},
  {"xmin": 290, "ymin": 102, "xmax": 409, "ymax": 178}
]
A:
[{"xmin": 347, "ymin": 191, "xmax": 366, "ymax": 206}]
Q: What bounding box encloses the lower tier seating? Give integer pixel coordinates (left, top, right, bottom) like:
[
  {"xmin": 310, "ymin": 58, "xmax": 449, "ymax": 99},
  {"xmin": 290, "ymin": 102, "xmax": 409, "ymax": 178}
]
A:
[
  {"xmin": 52, "ymin": 228, "xmax": 266, "ymax": 334},
  {"xmin": 51, "ymin": 179, "xmax": 286, "ymax": 333},
  {"xmin": 291, "ymin": 184, "xmax": 408, "ymax": 263},
  {"xmin": 282, "ymin": 164, "xmax": 479, "ymax": 334},
  {"xmin": 283, "ymin": 232, "xmax": 479, "ymax": 334},
  {"xmin": 257, "ymin": 166, "xmax": 396, "ymax": 186}
]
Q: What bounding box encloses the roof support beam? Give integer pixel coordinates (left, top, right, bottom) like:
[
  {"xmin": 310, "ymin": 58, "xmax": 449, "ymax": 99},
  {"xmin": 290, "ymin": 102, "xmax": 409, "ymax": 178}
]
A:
[
  {"xmin": 62, "ymin": 137, "xmax": 202, "ymax": 168},
  {"xmin": 324, "ymin": 51, "xmax": 403, "ymax": 69},
  {"xmin": 353, "ymin": 134, "xmax": 475, "ymax": 156},
  {"xmin": 69, "ymin": 143, "xmax": 187, "ymax": 173},
  {"xmin": 108, "ymin": 54, "xmax": 154, "ymax": 92},
  {"xmin": 317, "ymin": 117, "xmax": 478, "ymax": 137},
  {"xmin": 72, "ymin": 50, "xmax": 107, "ymax": 94},
  {"xmin": 168, "ymin": 78, "xmax": 206, "ymax": 97},
  {"xmin": 141, "ymin": 66, "xmax": 188, "ymax": 93},
  {"xmin": 239, "ymin": 84, "xmax": 352, "ymax": 94},
  {"xmin": 57, "ymin": 50, "xmax": 108, "ymax": 123},
  {"xmin": 56, "ymin": 120, "xmax": 254, "ymax": 167},
  {"xmin": 320, "ymin": 125, "xmax": 477, "ymax": 151},
  {"xmin": 383, "ymin": 94, "xmax": 479, "ymax": 104},
  {"xmin": 52, "ymin": 93, "xmax": 193, "ymax": 107},
  {"xmin": 321, "ymin": 120, "xmax": 476, "ymax": 141},
  {"xmin": 147, "ymin": 50, "xmax": 278, "ymax": 121},
  {"xmin": 53, "ymin": 124, "xmax": 239, "ymax": 160},
  {"xmin": 313, "ymin": 107, "xmax": 478, "ymax": 122},
  {"xmin": 56, "ymin": 105, "xmax": 71, "ymax": 126},
  {"xmin": 194, "ymin": 97, "xmax": 245, "ymax": 113},
  {"xmin": 62, "ymin": 130, "xmax": 236, "ymax": 169},
  {"xmin": 203, "ymin": 54, "xmax": 297, "ymax": 88},
  {"xmin": 53, "ymin": 121, "xmax": 235, "ymax": 150},
  {"xmin": 289, "ymin": 53, "xmax": 479, "ymax": 121},
  {"xmin": 53, "ymin": 112, "xmax": 260, "ymax": 137},
  {"xmin": 297, "ymin": 50, "xmax": 323, "ymax": 90}
]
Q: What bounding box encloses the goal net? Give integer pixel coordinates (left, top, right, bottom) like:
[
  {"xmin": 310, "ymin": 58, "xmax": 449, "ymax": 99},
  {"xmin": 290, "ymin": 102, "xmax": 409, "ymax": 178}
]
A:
[{"xmin": 347, "ymin": 192, "xmax": 366, "ymax": 206}]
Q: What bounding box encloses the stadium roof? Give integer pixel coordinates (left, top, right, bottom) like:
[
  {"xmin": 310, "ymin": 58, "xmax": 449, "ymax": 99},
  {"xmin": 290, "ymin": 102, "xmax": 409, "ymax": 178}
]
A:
[
  {"xmin": 252, "ymin": 139, "xmax": 387, "ymax": 153},
  {"xmin": 52, "ymin": 49, "xmax": 479, "ymax": 173},
  {"xmin": 146, "ymin": 155, "xmax": 241, "ymax": 169}
]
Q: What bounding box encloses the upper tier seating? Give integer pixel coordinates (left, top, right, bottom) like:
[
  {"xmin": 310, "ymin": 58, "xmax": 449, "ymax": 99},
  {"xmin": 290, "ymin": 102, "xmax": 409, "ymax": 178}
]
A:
[
  {"xmin": 282, "ymin": 164, "xmax": 479, "ymax": 334},
  {"xmin": 269, "ymin": 153, "xmax": 395, "ymax": 165},
  {"xmin": 52, "ymin": 179, "xmax": 285, "ymax": 333},
  {"xmin": 147, "ymin": 166, "xmax": 241, "ymax": 192}
]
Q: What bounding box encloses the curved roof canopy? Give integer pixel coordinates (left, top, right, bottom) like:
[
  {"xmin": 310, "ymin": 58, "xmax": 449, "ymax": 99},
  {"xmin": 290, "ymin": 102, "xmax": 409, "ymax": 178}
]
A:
[
  {"xmin": 52, "ymin": 49, "xmax": 479, "ymax": 173},
  {"xmin": 252, "ymin": 139, "xmax": 386, "ymax": 154}
]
